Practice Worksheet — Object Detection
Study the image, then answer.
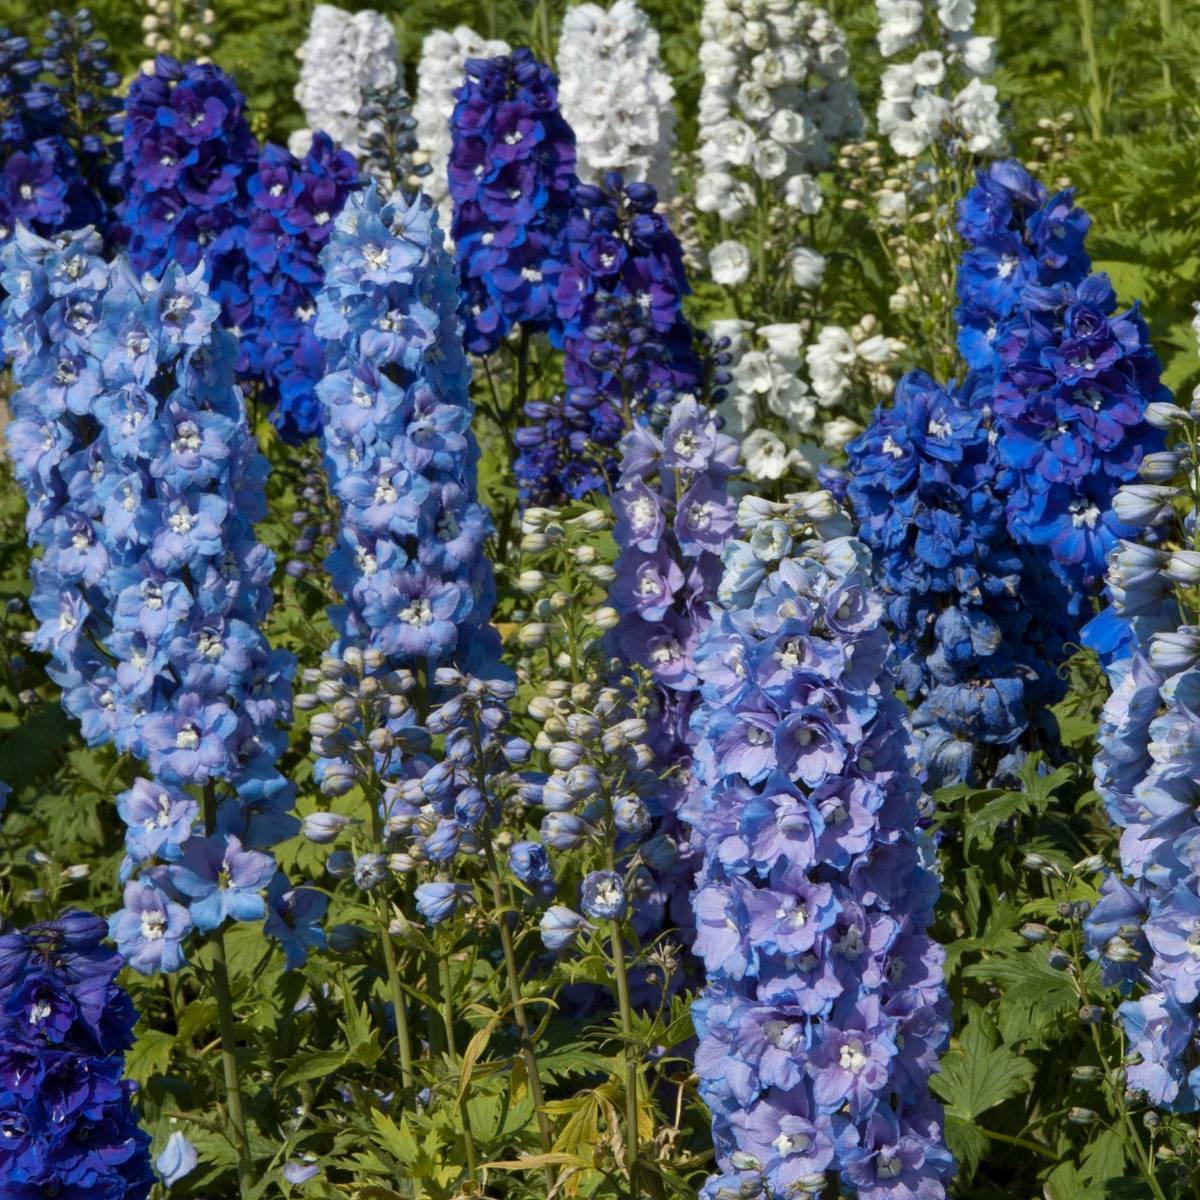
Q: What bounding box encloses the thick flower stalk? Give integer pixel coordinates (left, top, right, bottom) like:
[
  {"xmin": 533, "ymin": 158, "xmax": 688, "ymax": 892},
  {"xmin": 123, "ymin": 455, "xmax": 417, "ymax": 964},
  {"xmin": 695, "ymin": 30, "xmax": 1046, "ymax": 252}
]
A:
[
  {"xmin": 114, "ymin": 56, "xmax": 360, "ymax": 439},
  {"xmin": 695, "ymin": 0, "xmax": 861, "ymax": 283},
  {"xmin": 448, "ymin": 48, "xmax": 577, "ymax": 354},
  {"xmin": 0, "ymin": 912, "xmax": 155, "ymax": 1196},
  {"xmin": 413, "ymin": 25, "xmax": 510, "ymax": 232},
  {"xmin": 1083, "ymin": 393, "xmax": 1200, "ymax": 1111},
  {"xmin": 556, "ymin": 0, "xmax": 676, "ymax": 200},
  {"xmin": 2, "ymin": 227, "xmax": 303, "ymax": 975},
  {"xmin": 292, "ymin": 4, "xmax": 399, "ymax": 159},
  {"xmin": 875, "ymin": 0, "xmax": 1004, "ymax": 158},
  {"xmin": 688, "ymin": 494, "xmax": 953, "ymax": 1200},
  {"xmin": 846, "ymin": 369, "xmax": 1073, "ymax": 785},
  {"xmin": 514, "ymin": 174, "xmax": 700, "ymax": 504}
]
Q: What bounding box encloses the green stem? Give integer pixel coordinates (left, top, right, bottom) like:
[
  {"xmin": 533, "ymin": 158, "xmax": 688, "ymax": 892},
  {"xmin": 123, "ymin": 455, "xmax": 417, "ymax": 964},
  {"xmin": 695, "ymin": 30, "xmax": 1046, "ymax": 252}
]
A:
[
  {"xmin": 481, "ymin": 837, "xmax": 556, "ymax": 1190},
  {"xmin": 1076, "ymin": 0, "xmax": 1104, "ymax": 139},
  {"xmin": 203, "ymin": 782, "xmax": 252, "ymax": 1197},
  {"xmin": 604, "ymin": 843, "xmax": 639, "ymax": 1184},
  {"xmin": 437, "ymin": 952, "xmax": 480, "ymax": 1181}
]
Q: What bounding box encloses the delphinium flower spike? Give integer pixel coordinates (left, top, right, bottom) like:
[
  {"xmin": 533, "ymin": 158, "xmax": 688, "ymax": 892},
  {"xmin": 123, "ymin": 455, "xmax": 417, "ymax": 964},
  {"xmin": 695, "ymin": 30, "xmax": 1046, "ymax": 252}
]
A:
[
  {"xmin": 688, "ymin": 493, "xmax": 954, "ymax": 1200},
  {"xmin": 447, "ymin": 47, "xmax": 577, "ymax": 354},
  {"xmin": 846, "ymin": 368, "xmax": 1073, "ymax": 785},
  {"xmin": 556, "ymin": 0, "xmax": 676, "ymax": 200},
  {"xmin": 1082, "ymin": 385, "xmax": 1200, "ymax": 1110},
  {"xmin": 113, "ymin": 56, "xmax": 360, "ymax": 439},
  {"xmin": 0, "ymin": 912, "xmax": 154, "ymax": 1196},
  {"xmin": 1, "ymin": 227, "xmax": 307, "ymax": 982}
]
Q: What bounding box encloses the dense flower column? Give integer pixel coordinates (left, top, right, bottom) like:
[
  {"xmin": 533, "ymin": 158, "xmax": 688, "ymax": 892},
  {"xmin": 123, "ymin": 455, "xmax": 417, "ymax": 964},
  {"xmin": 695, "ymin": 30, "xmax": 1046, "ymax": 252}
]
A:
[
  {"xmin": 447, "ymin": 48, "xmax": 578, "ymax": 354},
  {"xmin": 514, "ymin": 174, "xmax": 701, "ymax": 504},
  {"xmin": 846, "ymin": 370, "xmax": 1074, "ymax": 785},
  {"xmin": 414, "ymin": 26, "xmax": 510, "ymax": 235},
  {"xmin": 688, "ymin": 494, "xmax": 953, "ymax": 1200},
  {"xmin": 113, "ymin": 56, "xmax": 360, "ymax": 439},
  {"xmin": 695, "ymin": 0, "xmax": 862, "ymax": 288},
  {"xmin": 874, "ymin": 0, "xmax": 1004, "ymax": 158},
  {"xmin": 0, "ymin": 912, "xmax": 155, "ymax": 1196},
  {"xmin": 291, "ymin": 4, "xmax": 399, "ymax": 159},
  {"xmin": 1, "ymin": 228, "xmax": 305, "ymax": 977},
  {"xmin": 556, "ymin": 0, "xmax": 676, "ymax": 200},
  {"xmin": 1082, "ymin": 392, "xmax": 1200, "ymax": 1110}
]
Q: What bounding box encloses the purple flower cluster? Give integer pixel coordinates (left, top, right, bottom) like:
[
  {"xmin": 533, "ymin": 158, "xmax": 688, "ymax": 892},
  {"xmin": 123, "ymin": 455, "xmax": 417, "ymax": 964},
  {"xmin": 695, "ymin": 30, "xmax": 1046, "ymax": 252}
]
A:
[
  {"xmin": 1, "ymin": 226, "xmax": 309, "ymax": 974},
  {"xmin": 448, "ymin": 48, "xmax": 577, "ymax": 354},
  {"xmin": 688, "ymin": 497, "xmax": 953, "ymax": 1200},
  {"xmin": 113, "ymin": 56, "xmax": 359, "ymax": 440},
  {"xmin": 954, "ymin": 161, "xmax": 1164, "ymax": 611},
  {"xmin": 0, "ymin": 912, "xmax": 153, "ymax": 1197},
  {"xmin": 1083, "ymin": 408, "xmax": 1200, "ymax": 1109},
  {"xmin": 608, "ymin": 396, "xmax": 738, "ymax": 919},
  {"xmin": 846, "ymin": 370, "xmax": 1071, "ymax": 786},
  {"xmin": 515, "ymin": 173, "xmax": 701, "ymax": 504}
]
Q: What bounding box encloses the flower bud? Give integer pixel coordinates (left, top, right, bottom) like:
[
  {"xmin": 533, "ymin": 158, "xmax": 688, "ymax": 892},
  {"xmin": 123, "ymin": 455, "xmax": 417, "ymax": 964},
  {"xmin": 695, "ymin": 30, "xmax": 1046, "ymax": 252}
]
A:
[
  {"xmin": 518, "ymin": 622, "xmax": 550, "ymax": 648},
  {"xmin": 517, "ymin": 570, "xmax": 546, "ymax": 594},
  {"xmin": 302, "ymin": 812, "xmax": 354, "ymax": 844},
  {"xmin": 1111, "ymin": 484, "xmax": 1178, "ymax": 527},
  {"xmin": 566, "ymin": 509, "xmax": 608, "ymax": 531},
  {"xmin": 1163, "ymin": 551, "xmax": 1200, "ymax": 585},
  {"xmin": 548, "ymin": 742, "xmax": 584, "ymax": 770},
  {"xmin": 1067, "ymin": 1107, "xmax": 1097, "ymax": 1125},
  {"xmin": 1138, "ymin": 450, "xmax": 1183, "ymax": 482},
  {"xmin": 1143, "ymin": 401, "xmax": 1188, "ymax": 429},
  {"xmin": 592, "ymin": 605, "xmax": 620, "ymax": 630}
]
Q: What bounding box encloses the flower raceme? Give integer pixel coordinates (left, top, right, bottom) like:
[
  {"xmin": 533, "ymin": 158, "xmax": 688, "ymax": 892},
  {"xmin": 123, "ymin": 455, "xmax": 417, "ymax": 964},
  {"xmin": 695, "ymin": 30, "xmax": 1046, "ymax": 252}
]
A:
[
  {"xmin": 113, "ymin": 55, "xmax": 360, "ymax": 440},
  {"xmin": 0, "ymin": 912, "xmax": 154, "ymax": 1197},
  {"xmin": 2, "ymin": 226, "xmax": 311, "ymax": 973},
  {"xmin": 688, "ymin": 494, "xmax": 953, "ymax": 1200}
]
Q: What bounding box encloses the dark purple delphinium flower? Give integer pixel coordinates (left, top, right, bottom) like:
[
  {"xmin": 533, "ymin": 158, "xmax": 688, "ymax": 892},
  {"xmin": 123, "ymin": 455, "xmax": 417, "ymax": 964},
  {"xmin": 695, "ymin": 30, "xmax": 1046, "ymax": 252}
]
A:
[
  {"xmin": 0, "ymin": 914, "xmax": 153, "ymax": 1198},
  {"xmin": 448, "ymin": 47, "xmax": 577, "ymax": 354},
  {"xmin": 113, "ymin": 56, "xmax": 359, "ymax": 439}
]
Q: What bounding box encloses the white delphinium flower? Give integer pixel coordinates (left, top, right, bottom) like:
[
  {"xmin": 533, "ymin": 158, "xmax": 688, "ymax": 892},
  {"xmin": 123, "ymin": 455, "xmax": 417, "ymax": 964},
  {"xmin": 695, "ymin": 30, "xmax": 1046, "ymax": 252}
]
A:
[
  {"xmin": 557, "ymin": 0, "xmax": 676, "ymax": 199},
  {"xmin": 788, "ymin": 246, "xmax": 827, "ymax": 289},
  {"xmin": 709, "ymin": 240, "xmax": 753, "ymax": 286},
  {"xmin": 415, "ymin": 26, "xmax": 511, "ymax": 225},
  {"xmin": 696, "ymin": 0, "xmax": 863, "ymax": 238},
  {"xmin": 293, "ymin": 5, "xmax": 398, "ymax": 157},
  {"xmin": 807, "ymin": 317, "xmax": 903, "ymax": 408},
  {"xmin": 873, "ymin": 0, "xmax": 1003, "ymax": 158},
  {"xmin": 743, "ymin": 429, "xmax": 794, "ymax": 480}
]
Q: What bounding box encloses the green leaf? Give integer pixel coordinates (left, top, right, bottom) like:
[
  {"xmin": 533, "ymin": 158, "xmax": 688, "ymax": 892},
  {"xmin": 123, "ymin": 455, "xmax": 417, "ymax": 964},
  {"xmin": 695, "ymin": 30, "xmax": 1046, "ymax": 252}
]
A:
[
  {"xmin": 274, "ymin": 1049, "xmax": 347, "ymax": 1090},
  {"xmin": 124, "ymin": 1029, "xmax": 175, "ymax": 1086},
  {"xmin": 943, "ymin": 1114, "xmax": 989, "ymax": 1180},
  {"xmin": 929, "ymin": 1006, "xmax": 1035, "ymax": 1120},
  {"xmin": 1046, "ymin": 1161, "xmax": 1107, "ymax": 1200},
  {"xmin": 1082, "ymin": 1128, "xmax": 1128, "ymax": 1184},
  {"xmin": 368, "ymin": 1110, "xmax": 419, "ymax": 1167}
]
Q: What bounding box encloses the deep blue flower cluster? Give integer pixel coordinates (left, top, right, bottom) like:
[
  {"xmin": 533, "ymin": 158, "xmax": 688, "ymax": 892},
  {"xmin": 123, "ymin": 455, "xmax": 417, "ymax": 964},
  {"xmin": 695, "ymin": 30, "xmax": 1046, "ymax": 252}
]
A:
[
  {"xmin": 0, "ymin": 911, "xmax": 153, "ymax": 1197},
  {"xmin": 1, "ymin": 226, "xmax": 309, "ymax": 974},
  {"xmin": 954, "ymin": 161, "xmax": 1164, "ymax": 611},
  {"xmin": 448, "ymin": 48, "xmax": 578, "ymax": 354},
  {"xmin": 514, "ymin": 173, "xmax": 701, "ymax": 504},
  {"xmin": 1083, "ymin": 407, "xmax": 1200, "ymax": 1109},
  {"xmin": 688, "ymin": 497, "xmax": 953, "ymax": 1200},
  {"xmin": 0, "ymin": 13, "xmax": 121, "ymax": 330},
  {"xmin": 846, "ymin": 370, "xmax": 1071, "ymax": 785},
  {"xmin": 113, "ymin": 56, "xmax": 359, "ymax": 440}
]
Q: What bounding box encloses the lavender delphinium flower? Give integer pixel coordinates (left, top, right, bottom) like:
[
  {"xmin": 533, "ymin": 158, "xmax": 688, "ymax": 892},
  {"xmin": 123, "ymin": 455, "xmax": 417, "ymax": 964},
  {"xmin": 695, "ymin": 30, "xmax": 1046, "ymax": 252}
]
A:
[
  {"xmin": 448, "ymin": 47, "xmax": 577, "ymax": 354},
  {"xmin": 0, "ymin": 913, "xmax": 154, "ymax": 1196},
  {"xmin": 2, "ymin": 227, "xmax": 304, "ymax": 972},
  {"xmin": 1082, "ymin": 395, "xmax": 1200, "ymax": 1110},
  {"xmin": 113, "ymin": 56, "xmax": 360, "ymax": 439},
  {"xmin": 687, "ymin": 494, "xmax": 954, "ymax": 1200}
]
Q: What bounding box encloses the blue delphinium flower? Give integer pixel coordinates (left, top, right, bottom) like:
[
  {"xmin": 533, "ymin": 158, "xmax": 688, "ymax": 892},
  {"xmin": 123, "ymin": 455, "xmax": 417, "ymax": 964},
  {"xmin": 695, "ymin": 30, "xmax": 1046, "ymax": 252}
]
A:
[
  {"xmin": 113, "ymin": 55, "xmax": 359, "ymax": 439},
  {"xmin": 514, "ymin": 173, "xmax": 702, "ymax": 505},
  {"xmin": 448, "ymin": 47, "xmax": 577, "ymax": 354},
  {"xmin": 952, "ymin": 160, "xmax": 1163, "ymax": 614},
  {"xmin": 846, "ymin": 368, "xmax": 1072, "ymax": 785},
  {"xmin": 1082, "ymin": 401, "xmax": 1200, "ymax": 1109},
  {"xmin": 687, "ymin": 494, "xmax": 953, "ymax": 1200},
  {"xmin": 0, "ymin": 913, "xmax": 154, "ymax": 1196},
  {"xmin": 2, "ymin": 226, "xmax": 309, "ymax": 972},
  {"xmin": 954, "ymin": 159, "xmax": 1090, "ymax": 371}
]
